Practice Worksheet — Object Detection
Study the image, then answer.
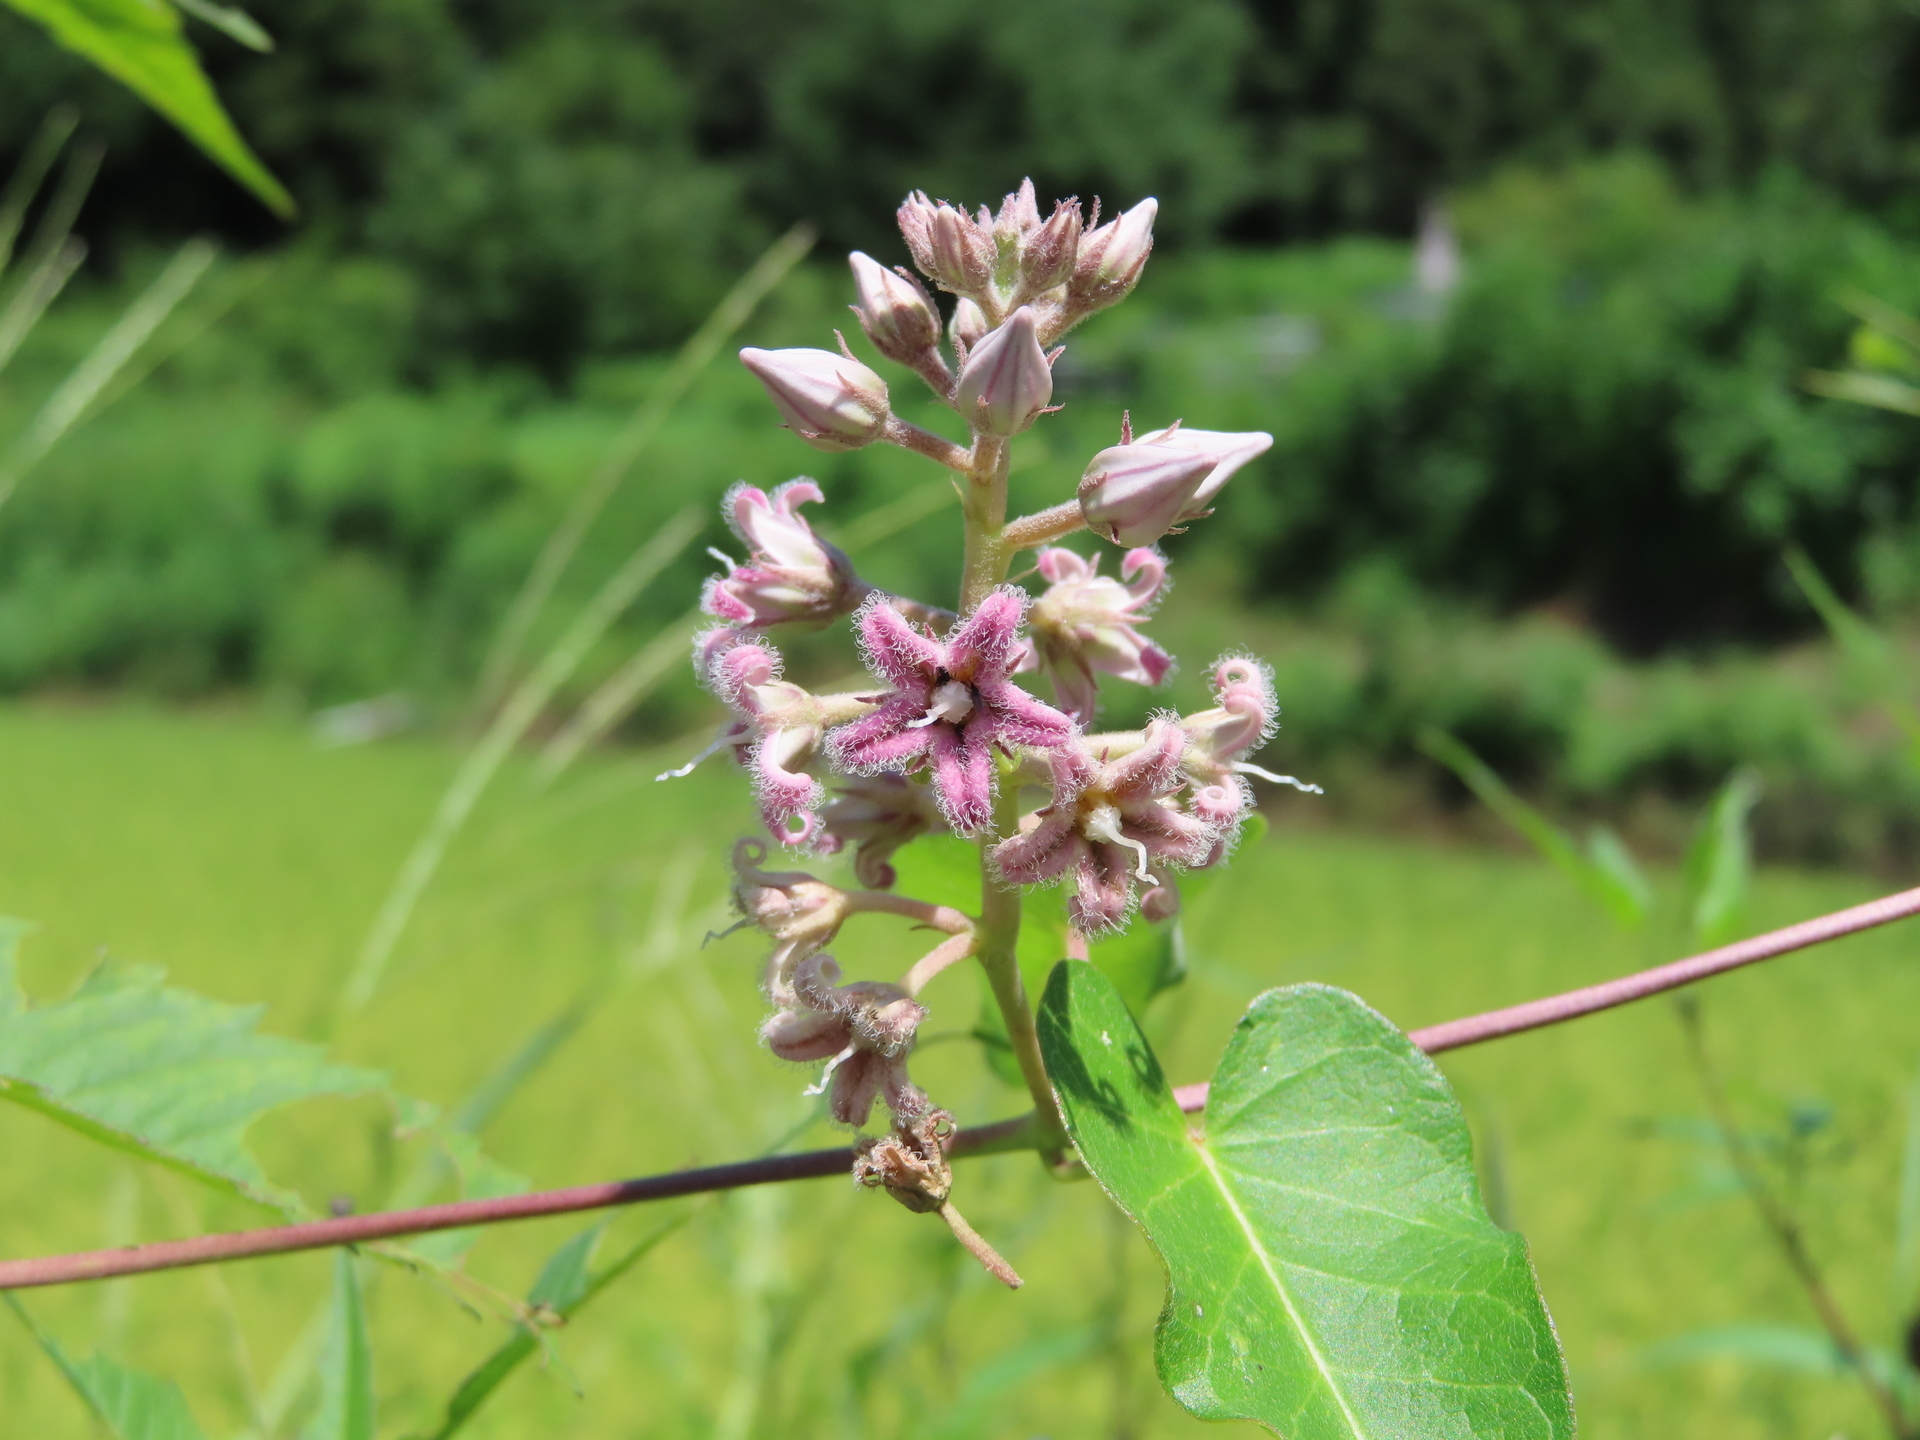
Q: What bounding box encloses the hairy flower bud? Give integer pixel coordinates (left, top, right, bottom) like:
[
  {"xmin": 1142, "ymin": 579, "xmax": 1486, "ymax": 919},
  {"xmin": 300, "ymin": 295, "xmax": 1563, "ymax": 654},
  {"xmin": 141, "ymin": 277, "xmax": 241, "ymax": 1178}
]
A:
[
  {"xmin": 704, "ymin": 480, "xmax": 866, "ymax": 629},
  {"xmin": 848, "ymin": 252, "xmax": 942, "ymax": 369},
  {"xmin": 955, "ymin": 306, "xmax": 1053, "ymax": 437},
  {"xmin": 1132, "ymin": 426, "xmax": 1274, "ymax": 520},
  {"xmin": 949, "ymin": 298, "xmax": 989, "ymax": 354},
  {"xmin": 898, "ymin": 190, "xmax": 993, "ymax": 298},
  {"xmin": 1077, "ymin": 435, "xmax": 1217, "ymax": 547},
  {"xmin": 1019, "ymin": 200, "xmax": 1083, "ymax": 297},
  {"xmin": 740, "ymin": 347, "xmax": 890, "ymax": 452},
  {"xmin": 731, "ymin": 839, "xmax": 857, "ymax": 998},
  {"xmin": 1068, "ymin": 197, "xmax": 1157, "ymax": 312}
]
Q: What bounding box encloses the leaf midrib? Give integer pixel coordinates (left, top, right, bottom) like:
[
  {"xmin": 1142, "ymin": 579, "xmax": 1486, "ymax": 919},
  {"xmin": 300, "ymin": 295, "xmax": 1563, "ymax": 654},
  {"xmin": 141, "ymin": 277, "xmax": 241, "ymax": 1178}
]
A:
[{"xmin": 1190, "ymin": 1131, "xmax": 1371, "ymax": 1440}]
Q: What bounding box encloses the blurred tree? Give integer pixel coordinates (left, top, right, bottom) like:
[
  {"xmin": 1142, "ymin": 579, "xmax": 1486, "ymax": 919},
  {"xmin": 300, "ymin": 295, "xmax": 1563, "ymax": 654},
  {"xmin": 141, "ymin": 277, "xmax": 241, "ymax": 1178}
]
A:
[{"xmin": 3, "ymin": 0, "xmax": 1919, "ymax": 373}]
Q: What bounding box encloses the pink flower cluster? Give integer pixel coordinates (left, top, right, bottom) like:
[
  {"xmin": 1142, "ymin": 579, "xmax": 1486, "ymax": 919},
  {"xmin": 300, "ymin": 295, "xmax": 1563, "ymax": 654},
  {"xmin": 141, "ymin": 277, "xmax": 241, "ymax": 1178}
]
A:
[{"xmin": 676, "ymin": 179, "xmax": 1313, "ymax": 1153}]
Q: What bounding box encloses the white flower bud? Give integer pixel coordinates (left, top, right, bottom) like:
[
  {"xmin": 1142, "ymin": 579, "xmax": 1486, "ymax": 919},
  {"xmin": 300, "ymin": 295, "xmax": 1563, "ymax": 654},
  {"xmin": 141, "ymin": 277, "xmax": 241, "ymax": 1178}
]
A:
[
  {"xmin": 1069, "ymin": 197, "xmax": 1157, "ymax": 312},
  {"xmin": 1131, "ymin": 426, "xmax": 1274, "ymax": 518},
  {"xmin": 848, "ymin": 252, "xmax": 941, "ymax": 368},
  {"xmin": 739, "ymin": 347, "xmax": 890, "ymax": 452},
  {"xmin": 1077, "ymin": 435, "xmax": 1217, "ymax": 547},
  {"xmin": 954, "ymin": 305, "xmax": 1052, "ymax": 437},
  {"xmin": 949, "ymin": 297, "xmax": 989, "ymax": 353}
]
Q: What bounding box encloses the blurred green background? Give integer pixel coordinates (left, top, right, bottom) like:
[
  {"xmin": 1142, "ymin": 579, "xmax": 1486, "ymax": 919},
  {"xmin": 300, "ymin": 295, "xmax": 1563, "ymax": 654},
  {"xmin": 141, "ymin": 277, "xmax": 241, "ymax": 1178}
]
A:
[{"xmin": 4, "ymin": 1, "xmax": 1920, "ymax": 1435}]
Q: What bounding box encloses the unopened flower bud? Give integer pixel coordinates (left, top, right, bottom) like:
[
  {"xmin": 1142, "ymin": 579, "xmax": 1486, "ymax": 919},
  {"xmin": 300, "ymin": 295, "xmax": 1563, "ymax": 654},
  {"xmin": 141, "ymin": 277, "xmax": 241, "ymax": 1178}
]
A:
[
  {"xmin": 1077, "ymin": 435, "xmax": 1216, "ymax": 547},
  {"xmin": 994, "ymin": 179, "xmax": 1042, "ymax": 248},
  {"xmin": 949, "ymin": 298, "xmax": 989, "ymax": 354},
  {"xmin": 1132, "ymin": 426, "xmax": 1273, "ymax": 519},
  {"xmin": 740, "ymin": 347, "xmax": 890, "ymax": 453},
  {"xmin": 898, "ymin": 190, "xmax": 993, "ymax": 298},
  {"xmin": 955, "ymin": 306, "xmax": 1052, "ymax": 437},
  {"xmin": 848, "ymin": 252, "xmax": 942, "ymax": 368},
  {"xmin": 1019, "ymin": 200, "xmax": 1083, "ymax": 297},
  {"xmin": 1069, "ymin": 198, "xmax": 1156, "ymax": 312},
  {"xmin": 1139, "ymin": 882, "xmax": 1180, "ymax": 923}
]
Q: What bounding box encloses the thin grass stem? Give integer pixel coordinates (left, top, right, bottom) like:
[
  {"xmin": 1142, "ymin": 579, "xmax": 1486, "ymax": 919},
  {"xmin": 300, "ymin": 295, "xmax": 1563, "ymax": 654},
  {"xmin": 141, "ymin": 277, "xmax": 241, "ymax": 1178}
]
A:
[
  {"xmin": 344, "ymin": 507, "xmax": 702, "ymax": 1010},
  {"xmin": 468, "ymin": 224, "xmax": 815, "ymax": 725}
]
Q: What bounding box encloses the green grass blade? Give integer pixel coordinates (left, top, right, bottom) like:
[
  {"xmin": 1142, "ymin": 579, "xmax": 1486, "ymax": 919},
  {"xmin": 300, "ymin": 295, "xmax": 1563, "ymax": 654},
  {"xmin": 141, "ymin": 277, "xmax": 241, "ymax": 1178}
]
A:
[
  {"xmin": 0, "ymin": 105, "xmax": 77, "ymax": 274},
  {"xmin": 419, "ymin": 1214, "xmax": 689, "ymax": 1440},
  {"xmin": 347, "ymin": 506, "xmax": 703, "ymax": 1009},
  {"xmin": 1895, "ymin": 1060, "xmax": 1920, "ymax": 1312},
  {"xmin": 535, "ymin": 607, "xmax": 703, "ymax": 783},
  {"xmin": 0, "ymin": 919, "xmax": 384, "ymax": 1212},
  {"xmin": 469, "ymin": 222, "xmax": 815, "ymax": 723},
  {"xmin": 1805, "ymin": 368, "xmax": 1920, "ymax": 417},
  {"xmin": 0, "ymin": 238, "xmax": 217, "ymax": 515},
  {"xmin": 0, "ymin": 0, "xmax": 290, "ymax": 215},
  {"xmin": 301, "ymin": 1253, "xmax": 375, "ymax": 1440},
  {"xmin": 169, "ymin": 0, "xmax": 270, "ymax": 51},
  {"xmin": 1419, "ymin": 726, "xmax": 1647, "ymax": 929},
  {"xmin": 0, "ymin": 234, "xmax": 85, "ymax": 376},
  {"xmin": 1682, "ymin": 769, "xmax": 1761, "ymax": 949},
  {"xmin": 1039, "ymin": 961, "xmax": 1573, "ymax": 1438},
  {"xmin": 5, "ymin": 1295, "xmax": 209, "ymax": 1439}
]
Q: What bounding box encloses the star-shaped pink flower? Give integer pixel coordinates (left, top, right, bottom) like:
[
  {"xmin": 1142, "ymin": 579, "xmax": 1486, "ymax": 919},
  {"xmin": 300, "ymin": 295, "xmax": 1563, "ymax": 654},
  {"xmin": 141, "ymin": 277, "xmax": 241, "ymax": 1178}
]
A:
[
  {"xmin": 828, "ymin": 588, "xmax": 1076, "ymax": 834},
  {"xmin": 990, "ymin": 718, "xmax": 1215, "ymax": 933}
]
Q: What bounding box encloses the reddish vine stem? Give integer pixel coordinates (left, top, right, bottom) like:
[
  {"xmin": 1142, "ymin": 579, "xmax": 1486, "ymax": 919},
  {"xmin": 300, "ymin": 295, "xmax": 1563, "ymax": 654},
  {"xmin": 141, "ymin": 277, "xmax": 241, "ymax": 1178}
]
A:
[{"xmin": 4, "ymin": 884, "xmax": 1917, "ymax": 1293}]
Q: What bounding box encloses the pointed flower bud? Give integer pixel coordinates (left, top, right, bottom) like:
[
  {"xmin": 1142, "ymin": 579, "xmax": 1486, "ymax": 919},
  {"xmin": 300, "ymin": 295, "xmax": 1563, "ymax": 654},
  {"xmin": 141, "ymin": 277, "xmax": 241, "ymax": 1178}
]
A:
[
  {"xmin": 1026, "ymin": 546, "xmax": 1172, "ymax": 723},
  {"xmin": 1077, "ymin": 432, "xmax": 1217, "ymax": 547},
  {"xmin": 704, "ymin": 480, "xmax": 867, "ymax": 630},
  {"xmin": 1132, "ymin": 426, "xmax": 1274, "ymax": 519},
  {"xmin": 740, "ymin": 347, "xmax": 890, "ymax": 453},
  {"xmin": 848, "ymin": 252, "xmax": 942, "ymax": 369},
  {"xmin": 994, "ymin": 178, "xmax": 1042, "ymax": 248},
  {"xmin": 1069, "ymin": 197, "xmax": 1157, "ymax": 312},
  {"xmin": 898, "ymin": 190, "xmax": 993, "ymax": 298},
  {"xmin": 955, "ymin": 306, "xmax": 1053, "ymax": 437},
  {"xmin": 1019, "ymin": 200, "xmax": 1083, "ymax": 297}
]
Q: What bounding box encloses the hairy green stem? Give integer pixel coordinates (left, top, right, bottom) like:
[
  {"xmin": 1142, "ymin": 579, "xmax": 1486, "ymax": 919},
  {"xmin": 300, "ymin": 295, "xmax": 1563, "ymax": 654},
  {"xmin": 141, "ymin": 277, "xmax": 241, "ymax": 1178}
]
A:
[
  {"xmin": 1001, "ymin": 499, "xmax": 1086, "ymax": 552},
  {"xmin": 976, "ymin": 778, "xmax": 1068, "ymax": 1149},
  {"xmin": 958, "ymin": 437, "xmax": 1011, "ymax": 611}
]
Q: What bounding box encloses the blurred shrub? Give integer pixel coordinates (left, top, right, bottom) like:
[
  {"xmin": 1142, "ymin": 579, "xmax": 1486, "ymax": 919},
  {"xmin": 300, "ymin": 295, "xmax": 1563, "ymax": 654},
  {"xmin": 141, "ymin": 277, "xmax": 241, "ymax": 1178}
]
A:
[
  {"xmin": 7, "ymin": 0, "xmax": 1920, "ymax": 377},
  {"xmin": 1064, "ymin": 159, "xmax": 1920, "ymax": 651}
]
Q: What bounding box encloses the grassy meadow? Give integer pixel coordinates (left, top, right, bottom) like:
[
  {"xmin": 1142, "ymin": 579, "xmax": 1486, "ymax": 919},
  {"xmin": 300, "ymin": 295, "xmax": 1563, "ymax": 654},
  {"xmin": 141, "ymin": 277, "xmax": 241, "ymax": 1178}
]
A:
[{"xmin": 0, "ymin": 701, "xmax": 1913, "ymax": 1437}]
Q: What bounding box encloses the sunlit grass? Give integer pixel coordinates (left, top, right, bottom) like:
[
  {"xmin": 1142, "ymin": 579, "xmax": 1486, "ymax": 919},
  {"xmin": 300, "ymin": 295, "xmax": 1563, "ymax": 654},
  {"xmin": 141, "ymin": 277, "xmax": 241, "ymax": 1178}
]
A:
[{"xmin": 0, "ymin": 700, "xmax": 1912, "ymax": 1437}]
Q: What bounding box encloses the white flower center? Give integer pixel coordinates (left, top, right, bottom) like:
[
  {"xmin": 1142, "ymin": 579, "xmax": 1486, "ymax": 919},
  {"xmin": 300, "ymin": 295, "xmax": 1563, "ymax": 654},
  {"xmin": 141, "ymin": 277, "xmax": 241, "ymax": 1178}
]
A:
[
  {"xmin": 1082, "ymin": 801, "xmax": 1153, "ymax": 882},
  {"xmin": 908, "ymin": 678, "xmax": 975, "ymax": 729}
]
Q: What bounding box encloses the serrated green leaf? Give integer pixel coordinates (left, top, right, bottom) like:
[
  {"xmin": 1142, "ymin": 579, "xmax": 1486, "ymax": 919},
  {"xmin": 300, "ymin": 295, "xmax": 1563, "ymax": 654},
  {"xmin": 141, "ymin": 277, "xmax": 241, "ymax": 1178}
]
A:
[
  {"xmin": 6, "ymin": 1294, "xmax": 208, "ymax": 1439},
  {"xmin": 0, "ymin": 0, "xmax": 291, "ymax": 215},
  {"xmin": 1039, "ymin": 962, "xmax": 1572, "ymax": 1438},
  {"xmin": 303, "ymin": 1252, "xmax": 375, "ymax": 1440},
  {"xmin": 0, "ymin": 921, "xmax": 384, "ymax": 1212}
]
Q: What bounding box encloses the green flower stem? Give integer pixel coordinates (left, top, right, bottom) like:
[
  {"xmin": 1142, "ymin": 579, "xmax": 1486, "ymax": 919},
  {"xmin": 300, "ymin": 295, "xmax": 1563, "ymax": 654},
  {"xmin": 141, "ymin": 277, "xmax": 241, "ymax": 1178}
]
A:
[
  {"xmin": 1000, "ymin": 499, "xmax": 1087, "ymax": 552},
  {"xmin": 952, "ymin": 428, "xmax": 1067, "ymax": 1148},
  {"xmin": 958, "ymin": 436, "xmax": 1011, "ymax": 612},
  {"xmin": 976, "ymin": 778, "xmax": 1069, "ymax": 1150}
]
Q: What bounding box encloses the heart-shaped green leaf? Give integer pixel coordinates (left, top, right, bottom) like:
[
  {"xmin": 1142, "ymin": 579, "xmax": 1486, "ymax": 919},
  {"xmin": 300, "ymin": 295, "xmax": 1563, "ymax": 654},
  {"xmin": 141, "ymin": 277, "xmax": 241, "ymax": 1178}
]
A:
[{"xmin": 1039, "ymin": 961, "xmax": 1573, "ymax": 1438}]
